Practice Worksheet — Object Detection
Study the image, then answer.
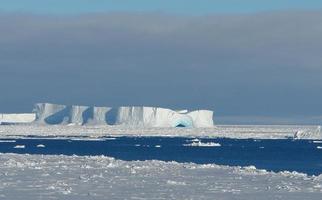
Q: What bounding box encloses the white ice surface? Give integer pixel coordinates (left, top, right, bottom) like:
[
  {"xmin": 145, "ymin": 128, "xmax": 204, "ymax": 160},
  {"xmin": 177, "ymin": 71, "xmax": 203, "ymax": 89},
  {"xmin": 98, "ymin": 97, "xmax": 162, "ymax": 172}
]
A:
[
  {"xmin": 32, "ymin": 103, "xmax": 214, "ymax": 127},
  {"xmin": 0, "ymin": 124, "xmax": 321, "ymax": 139},
  {"xmin": 0, "ymin": 140, "xmax": 16, "ymax": 143},
  {"xmin": 13, "ymin": 145, "xmax": 25, "ymax": 149},
  {"xmin": 69, "ymin": 105, "xmax": 90, "ymax": 125},
  {"xmin": 184, "ymin": 141, "xmax": 221, "ymax": 147},
  {"xmin": 0, "ymin": 153, "xmax": 321, "ymax": 200},
  {"xmin": 0, "ymin": 113, "xmax": 36, "ymax": 124}
]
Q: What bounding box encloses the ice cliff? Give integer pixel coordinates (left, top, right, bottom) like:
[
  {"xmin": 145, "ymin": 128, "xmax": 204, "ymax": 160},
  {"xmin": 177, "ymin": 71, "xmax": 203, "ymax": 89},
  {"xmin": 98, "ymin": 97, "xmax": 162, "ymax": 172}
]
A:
[
  {"xmin": 33, "ymin": 103, "xmax": 111, "ymax": 125},
  {"xmin": 116, "ymin": 107, "xmax": 213, "ymax": 128},
  {"xmin": 32, "ymin": 103, "xmax": 214, "ymax": 127}
]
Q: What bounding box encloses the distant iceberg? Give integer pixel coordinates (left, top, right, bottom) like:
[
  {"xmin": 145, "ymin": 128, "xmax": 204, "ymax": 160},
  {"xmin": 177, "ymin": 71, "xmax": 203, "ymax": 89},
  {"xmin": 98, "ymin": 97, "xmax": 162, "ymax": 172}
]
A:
[
  {"xmin": 33, "ymin": 103, "xmax": 112, "ymax": 125},
  {"xmin": 31, "ymin": 103, "xmax": 214, "ymax": 127},
  {"xmin": 0, "ymin": 113, "xmax": 36, "ymax": 125},
  {"xmin": 115, "ymin": 106, "xmax": 213, "ymax": 128}
]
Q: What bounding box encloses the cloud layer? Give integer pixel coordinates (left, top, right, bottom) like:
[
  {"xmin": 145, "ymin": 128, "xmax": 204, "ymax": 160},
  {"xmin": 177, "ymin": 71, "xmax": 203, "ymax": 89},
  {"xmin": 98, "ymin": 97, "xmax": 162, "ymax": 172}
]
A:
[{"xmin": 1, "ymin": 11, "xmax": 322, "ymax": 123}]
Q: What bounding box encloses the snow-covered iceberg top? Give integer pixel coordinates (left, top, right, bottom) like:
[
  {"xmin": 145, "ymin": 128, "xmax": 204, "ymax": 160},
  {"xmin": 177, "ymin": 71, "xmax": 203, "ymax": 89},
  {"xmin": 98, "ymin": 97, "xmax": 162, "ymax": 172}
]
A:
[{"xmin": 32, "ymin": 103, "xmax": 214, "ymax": 128}]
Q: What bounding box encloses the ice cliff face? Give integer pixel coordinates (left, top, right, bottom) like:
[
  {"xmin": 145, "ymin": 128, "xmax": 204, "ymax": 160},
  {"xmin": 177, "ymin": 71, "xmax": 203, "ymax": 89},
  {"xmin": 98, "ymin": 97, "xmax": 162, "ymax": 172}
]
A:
[
  {"xmin": 32, "ymin": 103, "xmax": 214, "ymax": 127},
  {"xmin": 33, "ymin": 103, "xmax": 68, "ymax": 124},
  {"xmin": 116, "ymin": 107, "xmax": 213, "ymax": 128},
  {"xmin": 32, "ymin": 103, "xmax": 109, "ymax": 125},
  {"xmin": 69, "ymin": 105, "xmax": 90, "ymax": 125}
]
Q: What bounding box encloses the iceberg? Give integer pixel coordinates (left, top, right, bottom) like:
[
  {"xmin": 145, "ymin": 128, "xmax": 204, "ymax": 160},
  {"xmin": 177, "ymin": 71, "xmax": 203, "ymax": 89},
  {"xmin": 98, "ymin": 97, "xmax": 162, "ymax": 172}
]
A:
[
  {"xmin": 0, "ymin": 113, "xmax": 36, "ymax": 125},
  {"xmin": 93, "ymin": 106, "xmax": 112, "ymax": 124},
  {"xmin": 22, "ymin": 103, "xmax": 215, "ymax": 127},
  {"xmin": 69, "ymin": 105, "xmax": 90, "ymax": 125},
  {"xmin": 115, "ymin": 106, "xmax": 213, "ymax": 128},
  {"xmin": 33, "ymin": 103, "xmax": 68, "ymax": 124},
  {"xmin": 187, "ymin": 110, "xmax": 214, "ymax": 128}
]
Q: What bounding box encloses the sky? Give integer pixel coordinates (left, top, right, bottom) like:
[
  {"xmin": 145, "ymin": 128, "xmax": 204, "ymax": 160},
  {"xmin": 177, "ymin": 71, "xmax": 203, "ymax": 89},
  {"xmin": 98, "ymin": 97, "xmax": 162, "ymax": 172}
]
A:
[
  {"xmin": 1, "ymin": 1, "xmax": 322, "ymax": 124},
  {"xmin": 1, "ymin": 0, "xmax": 322, "ymax": 14}
]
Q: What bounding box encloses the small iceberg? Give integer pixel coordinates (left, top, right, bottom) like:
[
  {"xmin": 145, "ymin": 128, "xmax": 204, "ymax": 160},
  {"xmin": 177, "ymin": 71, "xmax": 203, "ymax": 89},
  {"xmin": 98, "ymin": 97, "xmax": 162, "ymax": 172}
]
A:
[
  {"xmin": 14, "ymin": 145, "xmax": 25, "ymax": 149},
  {"xmin": 183, "ymin": 141, "xmax": 221, "ymax": 147}
]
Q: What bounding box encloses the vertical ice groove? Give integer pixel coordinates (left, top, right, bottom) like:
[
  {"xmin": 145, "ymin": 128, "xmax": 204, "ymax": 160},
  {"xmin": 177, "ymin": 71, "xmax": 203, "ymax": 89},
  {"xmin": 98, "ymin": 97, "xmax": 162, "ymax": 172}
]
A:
[{"xmin": 69, "ymin": 105, "xmax": 90, "ymax": 125}]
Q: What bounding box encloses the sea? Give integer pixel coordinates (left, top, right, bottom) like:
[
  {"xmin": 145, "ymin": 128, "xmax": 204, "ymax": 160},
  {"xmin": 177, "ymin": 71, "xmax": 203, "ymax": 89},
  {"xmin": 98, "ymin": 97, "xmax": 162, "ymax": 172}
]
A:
[{"xmin": 1, "ymin": 136, "xmax": 322, "ymax": 175}]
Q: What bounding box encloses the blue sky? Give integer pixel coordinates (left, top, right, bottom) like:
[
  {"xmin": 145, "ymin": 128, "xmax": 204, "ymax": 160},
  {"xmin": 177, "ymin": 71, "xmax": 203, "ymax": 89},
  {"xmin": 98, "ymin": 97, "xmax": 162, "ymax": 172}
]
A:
[
  {"xmin": 0, "ymin": 1, "xmax": 322, "ymax": 124},
  {"xmin": 1, "ymin": 0, "xmax": 322, "ymax": 14}
]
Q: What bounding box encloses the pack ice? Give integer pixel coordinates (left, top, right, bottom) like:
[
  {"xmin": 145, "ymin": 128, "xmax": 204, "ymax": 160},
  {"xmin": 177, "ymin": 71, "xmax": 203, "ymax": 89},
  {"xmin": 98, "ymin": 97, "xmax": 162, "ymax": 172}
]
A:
[{"xmin": 30, "ymin": 103, "xmax": 214, "ymax": 127}]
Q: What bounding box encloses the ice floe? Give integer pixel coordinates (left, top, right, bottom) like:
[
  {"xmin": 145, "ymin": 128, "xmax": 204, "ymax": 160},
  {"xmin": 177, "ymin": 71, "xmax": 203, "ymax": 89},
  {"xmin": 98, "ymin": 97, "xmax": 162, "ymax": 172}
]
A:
[
  {"xmin": 13, "ymin": 145, "xmax": 25, "ymax": 149},
  {"xmin": 0, "ymin": 140, "xmax": 16, "ymax": 143},
  {"xmin": 184, "ymin": 141, "xmax": 221, "ymax": 147},
  {"xmin": 0, "ymin": 153, "xmax": 321, "ymax": 199}
]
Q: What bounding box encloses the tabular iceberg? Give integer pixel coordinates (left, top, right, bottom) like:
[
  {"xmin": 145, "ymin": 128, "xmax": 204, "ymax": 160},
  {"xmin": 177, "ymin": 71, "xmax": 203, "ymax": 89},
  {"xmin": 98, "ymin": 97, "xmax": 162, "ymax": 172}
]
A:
[
  {"xmin": 33, "ymin": 103, "xmax": 69, "ymax": 124},
  {"xmin": 32, "ymin": 103, "xmax": 110, "ymax": 125},
  {"xmin": 31, "ymin": 103, "xmax": 214, "ymax": 127},
  {"xmin": 69, "ymin": 105, "xmax": 90, "ymax": 125},
  {"xmin": 115, "ymin": 107, "xmax": 213, "ymax": 128},
  {"xmin": 0, "ymin": 113, "xmax": 36, "ymax": 125}
]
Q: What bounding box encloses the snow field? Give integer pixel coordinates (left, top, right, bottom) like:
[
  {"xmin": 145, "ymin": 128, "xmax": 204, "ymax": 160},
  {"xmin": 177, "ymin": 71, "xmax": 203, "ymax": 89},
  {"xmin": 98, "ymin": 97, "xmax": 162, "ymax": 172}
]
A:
[{"xmin": 0, "ymin": 124, "xmax": 321, "ymax": 139}]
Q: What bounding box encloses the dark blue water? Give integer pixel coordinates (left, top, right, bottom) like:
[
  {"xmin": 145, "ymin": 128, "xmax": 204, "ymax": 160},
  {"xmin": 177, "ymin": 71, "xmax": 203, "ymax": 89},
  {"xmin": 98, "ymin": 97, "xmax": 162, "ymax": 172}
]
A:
[{"xmin": 1, "ymin": 137, "xmax": 322, "ymax": 175}]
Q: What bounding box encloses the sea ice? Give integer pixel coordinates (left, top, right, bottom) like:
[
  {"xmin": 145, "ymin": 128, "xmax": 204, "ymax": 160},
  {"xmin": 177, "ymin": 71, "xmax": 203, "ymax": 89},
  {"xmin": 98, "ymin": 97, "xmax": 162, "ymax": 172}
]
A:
[
  {"xmin": 0, "ymin": 140, "xmax": 16, "ymax": 143},
  {"xmin": 183, "ymin": 141, "xmax": 221, "ymax": 147},
  {"xmin": 0, "ymin": 124, "xmax": 321, "ymax": 139},
  {"xmin": 0, "ymin": 153, "xmax": 321, "ymax": 200},
  {"xmin": 13, "ymin": 145, "xmax": 25, "ymax": 149}
]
